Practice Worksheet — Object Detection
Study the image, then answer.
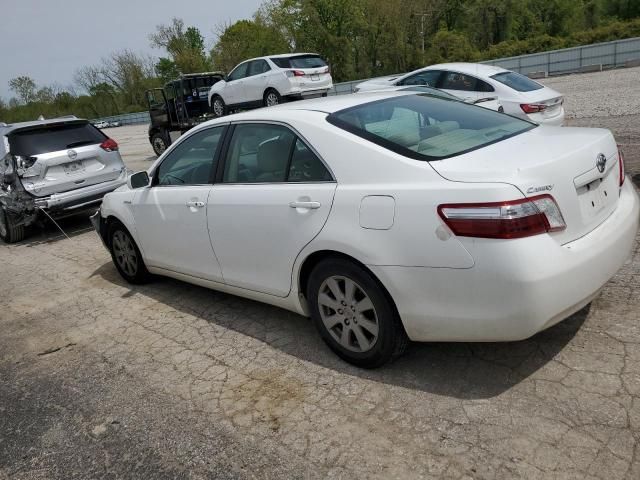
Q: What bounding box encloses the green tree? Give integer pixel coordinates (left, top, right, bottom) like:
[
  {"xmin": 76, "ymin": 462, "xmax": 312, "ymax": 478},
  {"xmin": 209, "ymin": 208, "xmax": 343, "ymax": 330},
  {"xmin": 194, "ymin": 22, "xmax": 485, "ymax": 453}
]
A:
[
  {"xmin": 9, "ymin": 76, "xmax": 37, "ymax": 104},
  {"xmin": 211, "ymin": 18, "xmax": 289, "ymax": 72},
  {"xmin": 150, "ymin": 18, "xmax": 211, "ymax": 74}
]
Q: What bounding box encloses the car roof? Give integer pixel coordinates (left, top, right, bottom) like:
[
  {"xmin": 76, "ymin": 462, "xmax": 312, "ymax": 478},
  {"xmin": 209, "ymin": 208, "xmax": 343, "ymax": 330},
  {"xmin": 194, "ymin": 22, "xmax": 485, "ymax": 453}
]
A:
[
  {"xmin": 205, "ymin": 91, "xmax": 436, "ymax": 125},
  {"xmin": 422, "ymin": 62, "xmax": 508, "ymax": 77},
  {"xmin": 241, "ymin": 52, "xmax": 323, "ymax": 63},
  {"xmin": 0, "ymin": 116, "xmax": 86, "ymax": 136}
]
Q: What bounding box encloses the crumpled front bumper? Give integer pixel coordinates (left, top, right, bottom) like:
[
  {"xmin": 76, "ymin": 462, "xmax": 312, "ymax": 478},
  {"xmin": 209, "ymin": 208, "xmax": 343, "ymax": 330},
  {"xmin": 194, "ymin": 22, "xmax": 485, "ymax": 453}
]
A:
[{"xmin": 90, "ymin": 210, "xmax": 109, "ymax": 249}]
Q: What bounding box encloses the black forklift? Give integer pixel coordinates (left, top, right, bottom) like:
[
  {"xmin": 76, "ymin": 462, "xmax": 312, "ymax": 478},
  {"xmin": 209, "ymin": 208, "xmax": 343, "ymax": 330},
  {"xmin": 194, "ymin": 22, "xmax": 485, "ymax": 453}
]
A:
[{"xmin": 146, "ymin": 72, "xmax": 224, "ymax": 156}]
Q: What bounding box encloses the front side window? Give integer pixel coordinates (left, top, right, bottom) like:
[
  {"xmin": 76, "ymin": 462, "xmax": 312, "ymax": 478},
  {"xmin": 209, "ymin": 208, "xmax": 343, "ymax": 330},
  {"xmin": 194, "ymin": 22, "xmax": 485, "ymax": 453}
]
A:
[
  {"xmin": 223, "ymin": 124, "xmax": 332, "ymax": 183},
  {"xmin": 398, "ymin": 70, "xmax": 441, "ymax": 87},
  {"xmin": 491, "ymin": 71, "xmax": 544, "ymax": 92},
  {"xmin": 227, "ymin": 62, "xmax": 249, "ymax": 82},
  {"xmin": 156, "ymin": 127, "xmax": 224, "ymax": 186},
  {"xmin": 327, "ymin": 95, "xmax": 535, "ymax": 160}
]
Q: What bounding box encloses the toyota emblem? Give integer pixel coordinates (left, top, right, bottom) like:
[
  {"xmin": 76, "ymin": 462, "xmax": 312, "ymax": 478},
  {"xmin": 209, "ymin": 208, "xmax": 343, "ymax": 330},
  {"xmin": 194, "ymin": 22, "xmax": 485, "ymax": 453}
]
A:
[
  {"xmin": 596, "ymin": 153, "xmax": 607, "ymax": 173},
  {"xmin": 67, "ymin": 149, "xmax": 78, "ymax": 160}
]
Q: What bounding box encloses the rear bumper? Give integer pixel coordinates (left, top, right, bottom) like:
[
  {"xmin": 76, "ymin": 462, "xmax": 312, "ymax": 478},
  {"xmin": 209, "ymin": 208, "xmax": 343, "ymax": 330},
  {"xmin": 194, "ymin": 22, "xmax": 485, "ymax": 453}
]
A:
[
  {"xmin": 371, "ymin": 180, "xmax": 639, "ymax": 342},
  {"xmin": 33, "ymin": 169, "xmax": 128, "ymax": 212},
  {"xmin": 285, "ymin": 85, "xmax": 333, "ymax": 99}
]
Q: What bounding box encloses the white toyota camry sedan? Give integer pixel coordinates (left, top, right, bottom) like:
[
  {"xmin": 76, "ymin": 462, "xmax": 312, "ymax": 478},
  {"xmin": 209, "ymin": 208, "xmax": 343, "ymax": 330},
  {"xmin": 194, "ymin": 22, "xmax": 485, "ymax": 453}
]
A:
[{"xmin": 92, "ymin": 91, "xmax": 639, "ymax": 368}]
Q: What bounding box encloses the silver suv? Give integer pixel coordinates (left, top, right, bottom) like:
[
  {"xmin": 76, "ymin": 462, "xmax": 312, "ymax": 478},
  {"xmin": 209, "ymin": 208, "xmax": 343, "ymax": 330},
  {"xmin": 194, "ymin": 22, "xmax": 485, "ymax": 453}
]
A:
[{"xmin": 0, "ymin": 116, "xmax": 127, "ymax": 242}]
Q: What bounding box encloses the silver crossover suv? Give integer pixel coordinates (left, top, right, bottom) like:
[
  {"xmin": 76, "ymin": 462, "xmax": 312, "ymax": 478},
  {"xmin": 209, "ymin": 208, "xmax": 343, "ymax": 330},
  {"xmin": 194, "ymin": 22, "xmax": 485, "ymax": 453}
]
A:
[{"xmin": 0, "ymin": 116, "xmax": 127, "ymax": 242}]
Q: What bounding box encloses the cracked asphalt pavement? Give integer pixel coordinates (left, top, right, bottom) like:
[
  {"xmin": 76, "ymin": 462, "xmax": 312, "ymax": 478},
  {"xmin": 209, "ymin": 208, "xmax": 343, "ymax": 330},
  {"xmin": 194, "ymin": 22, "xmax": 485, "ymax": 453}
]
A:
[{"xmin": 2, "ymin": 68, "xmax": 640, "ymax": 479}]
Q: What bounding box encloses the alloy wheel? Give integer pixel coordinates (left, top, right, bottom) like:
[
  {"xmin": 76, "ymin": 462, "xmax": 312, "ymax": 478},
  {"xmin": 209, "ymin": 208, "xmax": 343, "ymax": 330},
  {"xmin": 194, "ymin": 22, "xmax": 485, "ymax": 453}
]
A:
[
  {"xmin": 266, "ymin": 92, "xmax": 279, "ymax": 107},
  {"xmin": 153, "ymin": 137, "xmax": 166, "ymax": 155},
  {"xmin": 318, "ymin": 275, "xmax": 379, "ymax": 353},
  {"xmin": 213, "ymin": 99, "xmax": 224, "ymax": 117},
  {"xmin": 112, "ymin": 230, "xmax": 138, "ymax": 277}
]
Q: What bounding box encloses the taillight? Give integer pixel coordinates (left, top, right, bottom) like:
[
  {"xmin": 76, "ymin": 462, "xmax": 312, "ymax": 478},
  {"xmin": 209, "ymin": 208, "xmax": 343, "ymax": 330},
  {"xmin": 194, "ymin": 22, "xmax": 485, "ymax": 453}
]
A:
[
  {"xmin": 100, "ymin": 138, "xmax": 118, "ymax": 152},
  {"xmin": 520, "ymin": 103, "xmax": 547, "ymax": 114},
  {"xmin": 618, "ymin": 145, "xmax": 625, "ymax": 187},
  {"xmin": 324, "ymin": 66, "xmax": 331, "ymax": 74},
  {"xmin": 285, "ymin": 70, "xmax": 305, "ymax": 78},
  {"xmin": 438, "ymin": 194, "xmax": 566, "ymax": 239}
]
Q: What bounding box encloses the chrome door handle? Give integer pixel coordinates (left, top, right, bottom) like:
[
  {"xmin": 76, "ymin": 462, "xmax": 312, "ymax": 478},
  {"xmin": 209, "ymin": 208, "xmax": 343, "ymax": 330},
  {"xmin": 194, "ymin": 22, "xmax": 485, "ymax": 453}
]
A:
[
  {"xmin": 186, "ymin": 201, "xmax": 205, "ymax": 208},
  {"xmin": 289, "ymin": 201, "xmax": 321, "ymax": 209}
]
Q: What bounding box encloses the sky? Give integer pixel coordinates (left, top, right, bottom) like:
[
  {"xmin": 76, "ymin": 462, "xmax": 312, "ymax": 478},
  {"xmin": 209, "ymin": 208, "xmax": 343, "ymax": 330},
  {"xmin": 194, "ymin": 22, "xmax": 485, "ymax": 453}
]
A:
[{"xmin": 0, "ymin": 0, "xmax": 263, "ymax": 99}]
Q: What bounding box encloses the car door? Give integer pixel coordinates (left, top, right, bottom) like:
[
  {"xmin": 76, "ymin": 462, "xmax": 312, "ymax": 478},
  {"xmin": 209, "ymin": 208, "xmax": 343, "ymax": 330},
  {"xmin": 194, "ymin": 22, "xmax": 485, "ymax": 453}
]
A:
[
  {"xmin": 224, "ymin": 62, "xmax": 249, "ymax": 105},
  {"xmin": 437, "ymin": 71, "xmax": 493, "ymax": 102},
  {"xmin": 131, "ymin": 126, "xmax": 226, "ymax": 282},
  {"xmin": 208, "ymin": 122, "xmax": 337, "ymax": 297},
  {"xmin": 243, "ymin": 60, "xmax": 271, "ymax": 103}
]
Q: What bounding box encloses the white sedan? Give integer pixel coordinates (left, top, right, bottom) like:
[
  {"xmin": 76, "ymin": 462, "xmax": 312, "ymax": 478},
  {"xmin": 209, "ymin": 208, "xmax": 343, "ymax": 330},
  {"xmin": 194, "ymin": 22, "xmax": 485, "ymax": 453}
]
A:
[
  {"xmin": 92, "ymin": 91, "xmax": 639, "ymax": 368},
  {"xmin": 356, "ymin": 63, "xmax": 565, "ymax": 125}
]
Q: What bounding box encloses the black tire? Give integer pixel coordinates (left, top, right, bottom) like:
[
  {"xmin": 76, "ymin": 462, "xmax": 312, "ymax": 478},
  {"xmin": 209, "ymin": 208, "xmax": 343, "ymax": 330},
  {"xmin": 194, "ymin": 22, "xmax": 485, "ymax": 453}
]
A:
[
  {"xmin": 211, "ymin": 96, "xmax": 226, "ymax": 118},
  {"xmin": 263, "ymin": 89, "xmax": 282, "ymax": 107},
  {"xmin": 0, "ymin": 206, "xmax": 26, "ymax": 243},
  {"xmin": 151, "ymin": 132, "xmax": 169, "ymax": 157},
  {"xmin": 108, "ymin": 221, "xmax": 150, "ymax": 284},
  {"xmin": 307, "ymin": 258, "xmax": 408, "ymax": 368}
]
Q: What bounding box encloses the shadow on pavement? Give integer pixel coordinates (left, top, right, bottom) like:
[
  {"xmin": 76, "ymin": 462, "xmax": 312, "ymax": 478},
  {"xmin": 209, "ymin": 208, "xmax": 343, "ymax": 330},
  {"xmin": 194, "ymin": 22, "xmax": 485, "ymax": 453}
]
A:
[{"xmin": 92, "ymin": 261, "xmax": 586, "ymax": 400}]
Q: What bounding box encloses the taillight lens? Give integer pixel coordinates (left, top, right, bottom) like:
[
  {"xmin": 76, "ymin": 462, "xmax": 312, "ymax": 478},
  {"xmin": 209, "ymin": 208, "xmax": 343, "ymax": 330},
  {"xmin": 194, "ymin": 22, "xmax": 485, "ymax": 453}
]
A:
[
  {"xmin": 285, "ymin": 70, "xmax": 305, "ymax": 78},
  {"xmin": 618, "ymin": 145, "xmax": 625, "ymax": 187},
  {"xmin": 100, "ymin": 138, "xmax": 118, "ymax": 152},
  {"xmin": 520, "ymin": 103, "xmax": 547, "ymax": 114},
  {"xmin": 438, "ymin": 194, "xmax": 566, "ymax": 239}
]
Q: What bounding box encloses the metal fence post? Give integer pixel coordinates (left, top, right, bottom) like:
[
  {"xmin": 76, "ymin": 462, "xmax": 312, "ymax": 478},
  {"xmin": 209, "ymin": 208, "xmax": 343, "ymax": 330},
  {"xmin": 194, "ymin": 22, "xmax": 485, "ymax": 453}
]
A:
[{"xmin": 614, "ymin": 41, "xmax": 618, "ymax": 66}]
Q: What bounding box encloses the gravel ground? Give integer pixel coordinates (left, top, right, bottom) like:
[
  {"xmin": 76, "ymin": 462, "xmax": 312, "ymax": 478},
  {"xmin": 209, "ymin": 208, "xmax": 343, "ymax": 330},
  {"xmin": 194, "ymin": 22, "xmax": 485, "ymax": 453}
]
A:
[{"xmin": 1, "ymin": 67, "xmax": 640, "ymax": 480}]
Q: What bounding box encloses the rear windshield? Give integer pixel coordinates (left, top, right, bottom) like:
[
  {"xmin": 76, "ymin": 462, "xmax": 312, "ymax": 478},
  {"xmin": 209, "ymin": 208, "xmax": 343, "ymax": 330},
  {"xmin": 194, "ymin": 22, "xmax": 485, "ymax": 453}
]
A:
[
  {"xmin": 490, "ymin": 72, "xmax": 544, "ymax": 92},
  {"xmin": 327, "ymin": 95, "xmax": 535, "ymax": 160},
  {"xmin": 271, "ymin": 55, "xmax": 327, "ymax": 69},
  {"xmin": 9, "ymin": 122, "xmax": 106, "ymax": 156}
]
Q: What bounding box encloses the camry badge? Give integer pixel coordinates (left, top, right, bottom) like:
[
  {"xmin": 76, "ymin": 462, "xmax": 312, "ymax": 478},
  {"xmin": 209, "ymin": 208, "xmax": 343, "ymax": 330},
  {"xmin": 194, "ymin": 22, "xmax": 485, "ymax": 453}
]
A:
[
  {"xmin": 67, "ymin": 149, "xmax": 78, "ymax": 160},
  {"xmin": 526, "ymin": 184, "xmax": 553, "ymax": 194},
  {"xmin": 596, "ymin": 153, "xmax": 607, "ymax": 173}
]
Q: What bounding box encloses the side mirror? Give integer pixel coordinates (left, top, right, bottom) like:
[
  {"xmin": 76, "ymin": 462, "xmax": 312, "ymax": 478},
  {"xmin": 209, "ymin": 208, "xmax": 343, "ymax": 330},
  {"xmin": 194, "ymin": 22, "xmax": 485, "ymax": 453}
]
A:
[{"xmin": 127, "ymin": 171, "xmax": 150, "ymax": 190}]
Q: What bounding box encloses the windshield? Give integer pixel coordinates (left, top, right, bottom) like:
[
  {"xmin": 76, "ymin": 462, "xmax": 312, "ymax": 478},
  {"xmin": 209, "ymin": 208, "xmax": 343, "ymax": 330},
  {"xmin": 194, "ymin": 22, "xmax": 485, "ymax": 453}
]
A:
[
  {"xmin": 9, "ymin": 122, "xmax": 106, "ymax": 156},
  {"xmin": 327, "ymin": 95, "xmax": 535, "ymax": 160},
  {"xmin": 491, "ymin": 72, "xmax": 544, "ymax": 92}
]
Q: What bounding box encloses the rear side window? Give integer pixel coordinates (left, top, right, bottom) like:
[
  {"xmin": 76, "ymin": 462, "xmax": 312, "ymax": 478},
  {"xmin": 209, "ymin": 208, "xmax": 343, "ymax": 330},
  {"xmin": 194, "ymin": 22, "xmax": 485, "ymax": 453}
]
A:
[
  {"xmin": 491, "ymin": 72, "xmax": 543, "ymax": 92},
  {"xmin": 9, "ymin": 122, "xmax": 106, "ymax": 156},
  {"xmin": 271, "ymin": 55, "xmax": 327, "ymax": 69},
  {"xmin": 222, "ymin": 124, "xmax": 332, "ymax": 183},
  {"xmin": 327, "ymin": 94, "xmax": 535, "ymax": 160},
  {"xmin": 440, "ymin": 72, "xmax": 480, "ymax": 92}
]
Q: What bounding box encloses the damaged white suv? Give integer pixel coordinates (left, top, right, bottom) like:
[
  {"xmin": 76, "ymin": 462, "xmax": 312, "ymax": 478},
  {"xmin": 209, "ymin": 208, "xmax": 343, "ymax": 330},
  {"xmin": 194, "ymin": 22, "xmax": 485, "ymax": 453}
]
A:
[{"xmin": 0, "ymin": 117, "xmax": 128, "ymax": 242}]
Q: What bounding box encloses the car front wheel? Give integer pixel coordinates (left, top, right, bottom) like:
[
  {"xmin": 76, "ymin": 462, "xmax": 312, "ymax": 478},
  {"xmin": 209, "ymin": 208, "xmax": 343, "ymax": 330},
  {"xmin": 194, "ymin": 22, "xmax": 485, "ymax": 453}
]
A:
[
  {"xmin": 211, "ymin": 96, "xmax": 226, "ymax": 118},
  {"xmin": 307, "ymin": 258, "xmax": 408, "ymax": 368},
  {"xmin": 151, "ymin": 132, "xmax": 169, "ymax": 157},
  {"xmin": 108, "ymin": 223, "xmax": 150, "ymax": 284}
]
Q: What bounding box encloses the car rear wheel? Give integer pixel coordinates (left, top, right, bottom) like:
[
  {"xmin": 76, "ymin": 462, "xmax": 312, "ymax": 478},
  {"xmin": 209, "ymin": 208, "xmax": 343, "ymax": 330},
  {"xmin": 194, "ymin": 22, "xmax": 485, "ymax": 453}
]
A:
[
  {"xmin": 263, "ymin": 89, "xmax": 281, "ymax": 107},
  {"xmin": 151, "ymin": 132, "xmax": 169, "ymax": 157},
  {"xmin": 0, "ymin": 206, "xmax": 25, "ymax": 244},
  {"xmin": 108, "ymin": 222, "xmax": 150, "ymax": 284},
  {"xmin": 211, "ymin": 96, "xmax": 226, "ymax": 118},
  {"xmin": 307, "ymin": 258, "xmax": 408, "ymax": 368}
]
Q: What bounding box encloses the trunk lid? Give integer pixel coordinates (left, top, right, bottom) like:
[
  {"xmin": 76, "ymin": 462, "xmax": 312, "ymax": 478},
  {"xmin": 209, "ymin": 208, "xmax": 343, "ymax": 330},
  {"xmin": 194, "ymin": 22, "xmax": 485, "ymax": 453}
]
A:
[
  {"xmin": 430, "ymin": 126, "xmax": 621, "ymax": 244},
  {"xmin": 8, "ymin": 121, "xmax": 125, "ymax": 197}
]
